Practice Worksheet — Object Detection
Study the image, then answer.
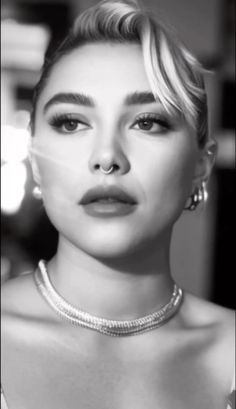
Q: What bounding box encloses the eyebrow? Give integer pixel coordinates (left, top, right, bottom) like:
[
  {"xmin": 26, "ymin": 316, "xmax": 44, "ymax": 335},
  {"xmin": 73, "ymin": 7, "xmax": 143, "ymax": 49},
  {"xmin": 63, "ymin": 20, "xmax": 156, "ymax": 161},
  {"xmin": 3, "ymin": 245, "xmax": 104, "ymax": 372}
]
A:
[
  {"xmin": 43, "ymin": 91, "xmax": 158, "ymax": 113},
  {"xmin": 124, "ymin": 91, "xmax": 157, "ymax": 105},
  {"xmin": 43, "ymin": 93, "xmax": 95, "ymax": 112}
]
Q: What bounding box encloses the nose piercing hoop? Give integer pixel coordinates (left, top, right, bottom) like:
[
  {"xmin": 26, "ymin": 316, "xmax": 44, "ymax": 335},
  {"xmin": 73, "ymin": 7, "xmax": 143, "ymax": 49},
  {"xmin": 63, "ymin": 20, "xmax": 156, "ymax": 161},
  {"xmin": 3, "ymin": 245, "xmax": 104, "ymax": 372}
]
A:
[{"xmin": 100, "ymin": 165, "xmax": 114, "ymax": 175}]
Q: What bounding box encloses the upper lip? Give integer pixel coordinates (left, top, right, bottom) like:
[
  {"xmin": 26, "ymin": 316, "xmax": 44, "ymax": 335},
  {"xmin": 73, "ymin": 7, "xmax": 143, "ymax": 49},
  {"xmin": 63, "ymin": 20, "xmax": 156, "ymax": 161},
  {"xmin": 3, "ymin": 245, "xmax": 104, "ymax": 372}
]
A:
[{"xmin": 80, "ymin": 185, "xmax": 137, "ymax": 205}]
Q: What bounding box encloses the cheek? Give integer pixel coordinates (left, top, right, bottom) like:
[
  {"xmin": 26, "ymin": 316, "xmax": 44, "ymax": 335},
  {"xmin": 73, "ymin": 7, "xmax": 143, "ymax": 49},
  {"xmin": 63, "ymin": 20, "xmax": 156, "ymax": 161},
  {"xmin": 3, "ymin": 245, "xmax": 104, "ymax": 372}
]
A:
[
  {"xmin": 136, "ymin": 140, "xmax": 197, "ymax": 213},
  {"xmin": 32, "ymin": 137, "xmax": 88, "ymax": 208}
]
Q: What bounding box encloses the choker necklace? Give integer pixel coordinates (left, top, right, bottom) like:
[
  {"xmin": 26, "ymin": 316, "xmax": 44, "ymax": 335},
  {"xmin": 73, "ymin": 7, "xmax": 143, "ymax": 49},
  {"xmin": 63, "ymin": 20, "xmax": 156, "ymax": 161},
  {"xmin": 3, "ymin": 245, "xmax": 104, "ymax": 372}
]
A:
[{"xmin": 34, "ymin": 260, "xmax": 183, "ymax": 337}]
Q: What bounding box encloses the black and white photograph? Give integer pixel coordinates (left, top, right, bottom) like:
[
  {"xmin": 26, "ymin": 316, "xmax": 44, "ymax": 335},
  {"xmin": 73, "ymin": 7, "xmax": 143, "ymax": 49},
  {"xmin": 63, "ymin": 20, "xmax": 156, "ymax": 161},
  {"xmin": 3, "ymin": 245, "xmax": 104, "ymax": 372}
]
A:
[{"xmin": 1, "ymin": 0, "xmax": 235, "ymax": 408}]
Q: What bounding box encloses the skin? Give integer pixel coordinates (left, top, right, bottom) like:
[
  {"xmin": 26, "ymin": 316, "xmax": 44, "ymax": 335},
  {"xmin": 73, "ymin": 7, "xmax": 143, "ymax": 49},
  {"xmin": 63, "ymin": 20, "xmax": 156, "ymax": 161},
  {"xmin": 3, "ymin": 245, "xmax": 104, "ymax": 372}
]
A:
[
  {"xmin": 1, "ymin": 43, "xmax": 234, "ymax": 409},
  {"xmin": 30, "ymin": 42, "xmax": 209, "ymax": 315}
]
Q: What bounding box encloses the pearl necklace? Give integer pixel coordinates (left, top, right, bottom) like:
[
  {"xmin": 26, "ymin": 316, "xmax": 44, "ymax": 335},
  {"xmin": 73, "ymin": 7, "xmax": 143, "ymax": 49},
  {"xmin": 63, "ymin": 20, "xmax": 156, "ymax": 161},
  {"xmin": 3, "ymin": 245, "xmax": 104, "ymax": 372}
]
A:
[{"xmin": 34, "ymin": 260, "xmax": 183, "ymax": 337}]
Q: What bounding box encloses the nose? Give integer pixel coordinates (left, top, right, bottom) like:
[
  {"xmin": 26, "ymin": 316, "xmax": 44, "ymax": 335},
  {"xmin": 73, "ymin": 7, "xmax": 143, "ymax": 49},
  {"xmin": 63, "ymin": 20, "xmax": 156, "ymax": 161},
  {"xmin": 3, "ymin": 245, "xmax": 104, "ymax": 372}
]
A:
[{"xmin": 89, "ymin": 131, "xmax": 130, "ymax": 175}]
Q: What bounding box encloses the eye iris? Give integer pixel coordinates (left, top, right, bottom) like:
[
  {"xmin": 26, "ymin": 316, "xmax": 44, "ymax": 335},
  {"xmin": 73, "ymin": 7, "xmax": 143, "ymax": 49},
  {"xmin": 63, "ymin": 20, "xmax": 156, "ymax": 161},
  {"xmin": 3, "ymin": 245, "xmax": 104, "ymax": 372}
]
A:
[
  {"xmin": 64, "ymin": 120, "xmax": 78, "ymax": 131},
  {"xmin": 139, "ymin": 119, "xmax": 153, "ymax": 130}
]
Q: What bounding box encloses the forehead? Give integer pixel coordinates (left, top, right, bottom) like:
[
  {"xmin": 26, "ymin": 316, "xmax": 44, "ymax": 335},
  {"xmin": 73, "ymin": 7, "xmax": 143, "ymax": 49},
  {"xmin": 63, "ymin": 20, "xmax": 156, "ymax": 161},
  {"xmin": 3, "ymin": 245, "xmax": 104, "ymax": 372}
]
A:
[{"xmin": 39, "ymin": 43, "xmax": 152, "ymax": 105}]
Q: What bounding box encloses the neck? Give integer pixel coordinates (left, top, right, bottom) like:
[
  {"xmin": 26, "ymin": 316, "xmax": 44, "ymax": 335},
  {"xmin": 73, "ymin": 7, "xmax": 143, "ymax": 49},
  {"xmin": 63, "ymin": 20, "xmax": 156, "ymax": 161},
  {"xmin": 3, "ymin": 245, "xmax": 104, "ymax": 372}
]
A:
[{"xmin": 47, "ymin": 234, "xmax": 174, "ymax": 320}]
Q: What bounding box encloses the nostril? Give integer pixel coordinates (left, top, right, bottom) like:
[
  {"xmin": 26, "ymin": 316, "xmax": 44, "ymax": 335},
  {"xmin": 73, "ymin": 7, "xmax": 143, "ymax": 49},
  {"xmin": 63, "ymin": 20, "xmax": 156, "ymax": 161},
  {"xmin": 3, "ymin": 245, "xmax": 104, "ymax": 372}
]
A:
[
  {"xmin": 112, "ymin": 164, "xmax": 119, "ymax": 171},
  {"xmin": 94, "ymin": 164, "xmax": 119, "ymax": 172}
]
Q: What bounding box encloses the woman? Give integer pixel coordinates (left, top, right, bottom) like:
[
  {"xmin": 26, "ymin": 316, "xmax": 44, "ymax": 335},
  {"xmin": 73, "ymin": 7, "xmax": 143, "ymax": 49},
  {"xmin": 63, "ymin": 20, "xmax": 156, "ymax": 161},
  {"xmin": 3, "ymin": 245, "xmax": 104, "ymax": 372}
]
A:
[{"xmin": 1, "ymin": 1, "xmax": 235, "ymax": 408}]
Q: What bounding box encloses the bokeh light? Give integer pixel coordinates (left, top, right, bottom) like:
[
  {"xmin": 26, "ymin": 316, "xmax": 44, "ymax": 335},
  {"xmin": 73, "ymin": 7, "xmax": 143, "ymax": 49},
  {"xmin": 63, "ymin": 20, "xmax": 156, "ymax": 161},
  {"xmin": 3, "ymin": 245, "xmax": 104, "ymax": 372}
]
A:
[
  {"xmin": 1, "ymin": 124, "xmax": 30, "ymax": 163},
  {"xmin": 1, "ymin": 162, "xmax": 27, "ymax": 215}
]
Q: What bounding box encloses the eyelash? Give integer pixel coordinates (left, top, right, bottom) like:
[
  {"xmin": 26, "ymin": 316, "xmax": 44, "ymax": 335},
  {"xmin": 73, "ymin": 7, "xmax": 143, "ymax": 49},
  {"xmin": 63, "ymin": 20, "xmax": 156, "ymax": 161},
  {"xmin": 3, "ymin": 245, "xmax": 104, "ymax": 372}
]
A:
[
  {"xmin": 131, "ymin": 113, "xmax": 171, "ymax": 133},
  {"xmin": 48, "ymin": 113, "xmax": 172, "ymax": 134},
  {"xmin": 48, "ymin": 114, "xmax": 89, "ymax": 133}
]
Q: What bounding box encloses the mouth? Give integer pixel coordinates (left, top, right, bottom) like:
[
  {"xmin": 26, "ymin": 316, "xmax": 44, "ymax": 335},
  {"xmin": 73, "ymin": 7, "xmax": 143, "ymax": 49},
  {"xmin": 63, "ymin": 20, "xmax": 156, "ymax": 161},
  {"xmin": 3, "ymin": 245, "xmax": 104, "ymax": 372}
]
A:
[{"xmin": 79, "ymin": 186, "xmax": 137, "ymax": 217}]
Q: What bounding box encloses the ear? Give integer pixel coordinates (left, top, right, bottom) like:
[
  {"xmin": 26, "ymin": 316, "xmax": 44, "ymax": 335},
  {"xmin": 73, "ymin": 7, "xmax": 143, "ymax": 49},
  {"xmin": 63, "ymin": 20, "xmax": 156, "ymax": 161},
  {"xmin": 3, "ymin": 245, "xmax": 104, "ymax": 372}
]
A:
[
  {"xmin": 192, "ymin": 140, "xmax": 217, "ymax": 185},
  {"xmin": 28, "ymin": 138, "xmax": 41, "ymax": 185}
]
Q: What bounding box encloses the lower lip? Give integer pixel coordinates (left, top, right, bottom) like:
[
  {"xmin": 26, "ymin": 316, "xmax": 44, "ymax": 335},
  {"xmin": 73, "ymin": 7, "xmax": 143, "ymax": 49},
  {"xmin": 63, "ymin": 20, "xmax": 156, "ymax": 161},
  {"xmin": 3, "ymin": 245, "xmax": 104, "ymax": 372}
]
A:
[{"xmin": 81, "ymin": 201, "xmax": 137, "ymax": 217}]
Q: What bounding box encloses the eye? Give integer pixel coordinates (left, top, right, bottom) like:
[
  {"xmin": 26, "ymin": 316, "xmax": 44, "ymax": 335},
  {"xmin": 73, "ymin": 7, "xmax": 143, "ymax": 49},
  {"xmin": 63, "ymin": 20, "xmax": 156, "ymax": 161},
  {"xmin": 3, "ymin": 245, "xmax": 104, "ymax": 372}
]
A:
[
  {"xmin": 48, "ymin": 114, "xmax": 90, "ymax": 133},
  {"xmin": 62, "ymin": 119, "xmax": 81, "ymax": 132},
  {"xmin": 136, "ymin": 119, "xmax": 155, "ymax": 131},
  {"xmin": 131, "ymin": 114, "xmax": 171, "ymax": 134}
]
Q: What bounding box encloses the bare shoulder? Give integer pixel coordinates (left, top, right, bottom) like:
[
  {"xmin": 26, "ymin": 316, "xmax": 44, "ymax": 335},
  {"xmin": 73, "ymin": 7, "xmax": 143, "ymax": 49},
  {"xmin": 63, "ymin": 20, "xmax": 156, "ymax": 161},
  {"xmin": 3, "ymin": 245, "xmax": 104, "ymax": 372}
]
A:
[
  {"xmin": 1, "ymin": 271, "xmax": 56, "ymax": 333},
  {"xmin": 2, "ymin": 272, "xmax": 39, "ymax": 317},
  {"xmin": 1, "ymin": 270, "xmax": 65, "ymax": 369},
  {"xmin": 179, "ymin": 291, "xmax": 235, "ymax": 384},
  {"xmin": 181, "ymin": 291, "xmax": 235, "ymax": 330}
]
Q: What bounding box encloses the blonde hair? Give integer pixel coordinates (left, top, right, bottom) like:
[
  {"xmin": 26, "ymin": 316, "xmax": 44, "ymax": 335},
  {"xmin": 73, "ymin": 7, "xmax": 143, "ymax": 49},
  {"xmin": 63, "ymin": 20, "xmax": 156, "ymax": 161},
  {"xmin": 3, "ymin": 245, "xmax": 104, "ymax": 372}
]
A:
[{"xmin": 31, "ymin": 0, "xmax": 208, "ymax": 147}]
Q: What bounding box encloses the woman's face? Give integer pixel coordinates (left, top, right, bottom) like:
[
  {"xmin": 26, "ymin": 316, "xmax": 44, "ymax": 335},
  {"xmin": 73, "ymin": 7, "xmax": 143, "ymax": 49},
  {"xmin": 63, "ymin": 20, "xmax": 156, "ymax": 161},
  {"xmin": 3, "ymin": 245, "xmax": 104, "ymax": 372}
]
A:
[{"xmin": 32, "ymin": 42, "xmax": 201, "ymax": 258}]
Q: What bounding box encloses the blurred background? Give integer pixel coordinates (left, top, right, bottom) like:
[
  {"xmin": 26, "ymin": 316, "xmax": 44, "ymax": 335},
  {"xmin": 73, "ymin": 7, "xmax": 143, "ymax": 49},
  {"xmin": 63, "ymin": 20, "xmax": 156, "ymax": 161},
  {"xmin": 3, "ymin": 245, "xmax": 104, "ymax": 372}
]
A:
[{"xmin": 1, "ymin": 0, "xmax": 235, "ymax": 309}]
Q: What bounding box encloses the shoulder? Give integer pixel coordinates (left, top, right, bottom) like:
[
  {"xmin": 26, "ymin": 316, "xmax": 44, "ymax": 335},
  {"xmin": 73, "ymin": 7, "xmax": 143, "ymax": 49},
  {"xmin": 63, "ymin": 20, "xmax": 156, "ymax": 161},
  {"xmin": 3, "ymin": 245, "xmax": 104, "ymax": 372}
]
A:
[
  {"xmin": 2, "ymin": 271, "xmax": 39, "ymax": 318},
  {"xmin": 179, "ymin": 292, "xmax": 235, "ymax": 388},
  {"xmin": 2, "ymin": 273, "xmax": 38, "ymax": 343},
  {"xmin": 1, "ymin": 270, "xmax": 64, "ymax": 380},
  {"xmin": 1, "ymin": 270, "xmax": 59, "ymax": 335},
  {"xmin": 180, "ymin": 291, "xmax": 235, "ymax": 332},
  {"xmin": 1, "ymin": 273, "xmax": 57, "ymax": 408},
  {"xmin": 180, "ymin": 292, "xmax": 235, "ymax": 351}
]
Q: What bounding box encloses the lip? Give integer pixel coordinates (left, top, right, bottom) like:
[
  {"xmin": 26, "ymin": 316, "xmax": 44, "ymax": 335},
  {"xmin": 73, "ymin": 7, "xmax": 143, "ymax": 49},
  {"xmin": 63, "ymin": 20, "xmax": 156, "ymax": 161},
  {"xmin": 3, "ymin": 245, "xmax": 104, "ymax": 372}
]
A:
[
  {"xmin": 79, "ymin": 185, "xmax": 137, "ymax": 218},
  {"xmin": 80, "ymin": 185, "xmax": 137, "ymax": 205}
]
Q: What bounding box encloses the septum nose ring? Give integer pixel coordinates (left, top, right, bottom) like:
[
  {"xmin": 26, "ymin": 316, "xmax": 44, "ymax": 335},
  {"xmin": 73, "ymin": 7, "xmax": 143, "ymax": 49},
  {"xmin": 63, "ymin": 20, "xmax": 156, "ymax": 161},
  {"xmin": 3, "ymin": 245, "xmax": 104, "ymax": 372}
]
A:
[{"xmin": 100, "ymin": 165, "xmax": 114, "ymax": 175}]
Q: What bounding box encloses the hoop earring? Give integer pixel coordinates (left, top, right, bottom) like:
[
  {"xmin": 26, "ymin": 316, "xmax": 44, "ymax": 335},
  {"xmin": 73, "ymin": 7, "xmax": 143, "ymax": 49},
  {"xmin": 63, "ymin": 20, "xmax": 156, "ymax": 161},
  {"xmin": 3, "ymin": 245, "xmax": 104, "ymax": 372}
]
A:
[
  {"xmin": 100, "ymin": 165, "xmax": 114, "ymax": 175},
  {"xmin": 32, "ymin": 186, "xmax": 42, "ymax": 200},
  {"xmin": 184, "ymin": 181, "xmax": 208, "ymax": 211}
]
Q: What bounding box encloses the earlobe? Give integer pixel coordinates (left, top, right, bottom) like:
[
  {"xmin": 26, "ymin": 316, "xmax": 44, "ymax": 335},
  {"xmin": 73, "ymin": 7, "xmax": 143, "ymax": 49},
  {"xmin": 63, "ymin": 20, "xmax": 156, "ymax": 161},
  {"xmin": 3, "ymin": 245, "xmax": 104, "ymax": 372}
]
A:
[
  {"xmin": 205, "ymin": 139, "xmax": 217, "ymax": 165},
  {"xmin": 193, "ymin": 139, "xmax": 217, "ymax": 184}
]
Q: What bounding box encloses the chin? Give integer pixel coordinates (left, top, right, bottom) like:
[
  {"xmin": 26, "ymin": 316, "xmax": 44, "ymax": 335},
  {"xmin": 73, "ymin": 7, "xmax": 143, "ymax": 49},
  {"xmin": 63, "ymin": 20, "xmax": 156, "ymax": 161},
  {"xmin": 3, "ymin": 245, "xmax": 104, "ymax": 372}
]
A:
[
  {"xmin": 60, "ymin": 222, "xmax": 147, "ymax": 259},
  {"xmin": 47, "ymin": 205, "xmax": 175, "ymax": 259},
  {"xmin": 78, "ymin": 232, "xmax": 142, "ymax": 259}
]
